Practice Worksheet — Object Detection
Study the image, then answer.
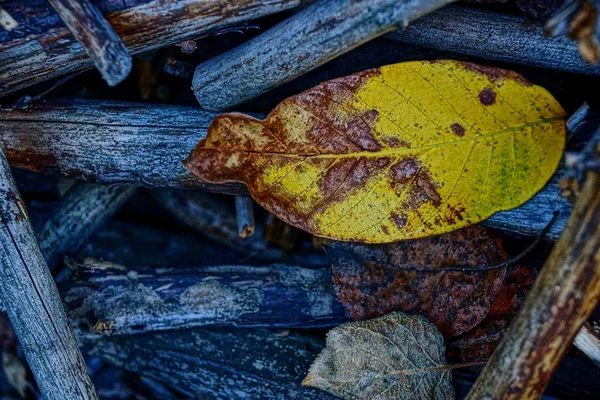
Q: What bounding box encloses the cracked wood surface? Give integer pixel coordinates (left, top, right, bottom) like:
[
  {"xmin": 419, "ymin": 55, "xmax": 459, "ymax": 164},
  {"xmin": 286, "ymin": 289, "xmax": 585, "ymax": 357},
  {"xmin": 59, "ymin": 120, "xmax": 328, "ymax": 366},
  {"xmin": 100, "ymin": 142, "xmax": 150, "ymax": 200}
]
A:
[
  {"xmin": 387, "ymin": 5, "xmax": 600, "ymax": 75},
  {"xmin": 0, "ymin": 0, "xmax": 310, "ymax": 97},
  {"xmin": 60, "ymin": 259, "xmax": 348, "ymax": 337},
  {"xmin": 192, "ymin": 0, "xmax": 457, "ymax": 111},
  {"xmin": 0, "ymin": 149, "xmax": 98, "ymax": 400},
  {"xmin": 47, "ymin": 0, "xmax": 131, "ymax": 86}
]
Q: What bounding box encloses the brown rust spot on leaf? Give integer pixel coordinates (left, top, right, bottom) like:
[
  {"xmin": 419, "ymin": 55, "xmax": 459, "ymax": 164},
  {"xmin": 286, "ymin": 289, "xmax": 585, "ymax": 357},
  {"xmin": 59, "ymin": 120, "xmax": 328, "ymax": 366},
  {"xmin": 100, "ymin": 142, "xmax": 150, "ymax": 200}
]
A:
[
  {"xmin": 390, "ymin": 158, "xmax": 420, "ymax": 184},
  {"xmin": 459, "ymin": 62, "xmax": 533, "ymax": 86},
  {"xmin": 390, "ymin": 212, "xmax": 408, "ymax": 230},
  {"xmin": 479, "ymin": 88, "xmax": 496, "ymax": 106},
  {"xmin": 451, "ymin": 123, "xmax": 465, "ymax": 137}
]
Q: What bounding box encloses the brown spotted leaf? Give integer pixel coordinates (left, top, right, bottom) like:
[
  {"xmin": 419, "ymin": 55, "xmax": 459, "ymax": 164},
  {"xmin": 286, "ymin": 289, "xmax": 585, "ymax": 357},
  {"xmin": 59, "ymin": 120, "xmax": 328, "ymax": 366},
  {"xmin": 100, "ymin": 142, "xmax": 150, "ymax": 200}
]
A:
[
  {"xmin": 327, "ymin": 225, "xmax": 507, "ymax": 336},
  {"xmin": 303, "ymin": 312, "xmax": 454, "ymax": 400},
  {"xmin": 447, "ymin": 263, "xmax": 538, "ymax": 363},
  {"xmin": 185, "ymin": 60, "xmax": 565, "ymax": 243}
]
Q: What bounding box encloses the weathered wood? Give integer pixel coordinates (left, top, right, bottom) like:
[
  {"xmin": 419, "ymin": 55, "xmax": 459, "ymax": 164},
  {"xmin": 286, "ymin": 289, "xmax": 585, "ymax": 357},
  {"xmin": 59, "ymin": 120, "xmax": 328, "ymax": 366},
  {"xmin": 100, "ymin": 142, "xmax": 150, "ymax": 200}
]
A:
[
  {"xmin": 76, "ymin": 219, "xmax": 251, "ymax": 267},
  {"xmin": 235, "ymin": 196, "xmax": 255, "ymax": 238},
  {"xmin": 60, "ymin": 259, "xmax": 347, "ymax": 336},
  {"xmin": 152, "ymin": 189, "xmax": 278, "ymax": 258},
  {"xmin": 192, "ymin": 0, "xmax": 456, "ymax": 111},
  {"xmin": 0, "ymin": 148, "xmax": 98, "ymax": 399},
  {"xmin": 0, "ymin": 99, "xmax": 239, "ymax": 192},
  {"xmin": 386, "ymin": 5, "xmax": 600, "ymax": 75},
  {"xmin": 0, "ymin": 0, "xmax": 309, "ymax": 97},
  {"xmin": 0, "ymin": 99, "xmax": 573, "ymax": 239},
  {"xmin": 467, "ymin": 130, "xmax": 600, "ymax": 399},
  {"xmin": 47, "ymin": 0, "xmax": 131, "ymax": 86},
  {"xmin": 82, "ymin": 327, "xmax": 600, "ymax": 400},
  {"xmin": 83, "ymin": 328, "xmax": 335, "ymax": 399},
  {"xmin": 36, "ymin": 183, "xmax": 136, "ymax": 270},
  {"xmin": 573, "ymin": 322, "xmax": 600, "ymax": 369}
]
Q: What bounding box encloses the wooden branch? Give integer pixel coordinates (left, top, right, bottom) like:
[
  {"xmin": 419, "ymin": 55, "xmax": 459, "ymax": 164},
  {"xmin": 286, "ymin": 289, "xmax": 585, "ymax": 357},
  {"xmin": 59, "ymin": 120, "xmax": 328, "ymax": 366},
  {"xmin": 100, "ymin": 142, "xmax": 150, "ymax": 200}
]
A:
[
  {"xmin": 152, "ymin": 189, "xmax": 281, "ymax": 259},
  {"xmin": 75, "ymin": 219, "xmax": 254, "ymax": 268},
  {"xmin": 573, "ymin": 322, "xmax": 600, "ymax": 369},
  {"xmin": 0, "ymin": 149, "xmax": 97, "ymax": 399},
  {"xmin": 47, "ymin": 0, "xmax": 131, "ymax": 86},
  {"xmin": 0, "ymin": 0, "xmax": 309, "ymax": 97},
  {"xmin": 0, "ymin": 99, "xmax": 241, "ymax": 193},
  {"xmin": 386, "ymin": 5, "xmax": 600, "ymax": 75},
  {"xmin": 235, "ymin": 196, "xmax": 255, "ymax": 238},
  {"xmin": 81, "ymin": 329, "xmax": 600, "ymax": 400},
  {"xmin": 467, "ymin": 131, "xmax": 600, "ymax": 399},
  {"xmin": 0, "ymin": 99, "xmax": 572, "ymax": 239},
  {"xmin": 191, "ymin": 0, "xmax": 456, "ymax": 111},
  {"xmin": 83, "ymin": 327, "xmax": 338, "ymax": 399},
  {"xmin": 36, "ymin": 182, "xmax": 136, "ymax": 270},
  {"xmin": 60, "ymin": 259, "xmax": 347, "ymax": 336}
]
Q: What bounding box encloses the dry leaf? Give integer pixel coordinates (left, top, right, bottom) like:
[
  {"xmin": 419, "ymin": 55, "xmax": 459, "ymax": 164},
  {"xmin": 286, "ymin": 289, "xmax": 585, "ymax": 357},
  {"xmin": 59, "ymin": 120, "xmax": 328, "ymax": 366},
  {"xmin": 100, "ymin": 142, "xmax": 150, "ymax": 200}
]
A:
[
  {"xmin": 186, "ymin": 60, "xmax": 565, "ymax": 243},
  {"xmin": 302, "ymin": 312, "xmax": 454, "ymax": 400},
  {"xmin": 448, "ymin": 264, "xmax": 537, "ymax": 363},
  {"xmin": 327, "ymin": 225, "xmax": 507, "ymax": 336}
]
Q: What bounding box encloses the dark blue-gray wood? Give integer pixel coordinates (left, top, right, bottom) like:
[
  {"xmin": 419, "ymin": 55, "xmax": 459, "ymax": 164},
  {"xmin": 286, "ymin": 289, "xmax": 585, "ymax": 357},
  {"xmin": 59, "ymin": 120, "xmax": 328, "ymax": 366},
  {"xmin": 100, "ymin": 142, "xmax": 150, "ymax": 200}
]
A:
[
  {"xmin": 83, "ymin": 328, "xmax": 337, "ymax": 400},
  {"xmin": 0, "ymin": 148, "xmax": 98, "ymax": 400},
  {"xmin": 47, "ymin": 0, "xmax": 132, "ymax": 86},
  {"xmin": 0, "ymin": 0, "xmax": 310, "ymax": 97},
  {"xmin": 61, "ymin": 259, "xmax": 348, "ymax": 336},
  {"xmin": 36, "ymin": 183, "xmax": 136, "ymax": 270},
  {"xmin": 387, "ymin": 5, "xmax": 600, "ymax": 75},
  {"xmin": 192, "ymin": 0, "xmax": 456, "ymax": 111}
]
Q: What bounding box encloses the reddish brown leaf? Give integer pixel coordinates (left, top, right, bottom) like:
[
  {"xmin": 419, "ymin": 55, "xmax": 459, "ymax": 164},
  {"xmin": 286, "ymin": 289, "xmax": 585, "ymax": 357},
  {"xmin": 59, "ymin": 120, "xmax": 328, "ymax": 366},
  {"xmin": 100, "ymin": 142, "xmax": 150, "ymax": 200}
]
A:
[
  {"xmin": 447, "ymin": 264, "xmax": 538, "ymax": 363},
  {"xmin": 326, "ymin": 225, "xmax": 508, "ymax": 337}
]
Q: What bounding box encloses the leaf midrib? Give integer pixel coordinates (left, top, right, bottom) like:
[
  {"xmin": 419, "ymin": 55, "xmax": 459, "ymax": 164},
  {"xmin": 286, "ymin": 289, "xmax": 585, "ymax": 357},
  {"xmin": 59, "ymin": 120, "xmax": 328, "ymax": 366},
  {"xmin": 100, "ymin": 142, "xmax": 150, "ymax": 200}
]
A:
[{"xmin": 203, "ymin": 116, "xmax": 562, "ymax": 159}]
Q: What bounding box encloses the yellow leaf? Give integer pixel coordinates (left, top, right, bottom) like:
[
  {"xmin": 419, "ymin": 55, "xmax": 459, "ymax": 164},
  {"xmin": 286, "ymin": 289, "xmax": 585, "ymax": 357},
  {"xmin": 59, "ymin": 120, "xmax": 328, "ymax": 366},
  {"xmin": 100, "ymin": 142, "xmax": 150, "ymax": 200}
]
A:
[{"xmin": 185, "ymin": 60, "xmax": 566, "ymax": 243}]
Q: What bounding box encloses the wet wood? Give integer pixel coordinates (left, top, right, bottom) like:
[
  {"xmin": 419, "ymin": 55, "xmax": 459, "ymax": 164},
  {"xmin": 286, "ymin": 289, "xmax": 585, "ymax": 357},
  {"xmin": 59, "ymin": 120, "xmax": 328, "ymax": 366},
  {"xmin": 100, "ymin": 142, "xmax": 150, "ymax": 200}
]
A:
[
  {"xmin": 60, "ymin": 259, "xmax": 347, "ymax": 337},
  {"xmin": 387, "ymin": 5, "xmax": 600, "ymax": 75},
  {"xmin": 191, "ymin": 0, "xmax": 456, "ymax": 111},
  {"xmin": 467, "ymin": 130, "xmax": 600, "ymax": 399},
  {"xmin": 47, "ymin": 0, "xmax": 131, "ymax": 86},
  {"xmin": 0, "ymin": 98, "xmax": 572, "ymax": 239},
  {"xmin": 0, "ymin": 149, "xmax": 98, "ymax": 400},
  {"xmin": 0, "ymin": 0, "xmax": 309, "ymax": 97}
]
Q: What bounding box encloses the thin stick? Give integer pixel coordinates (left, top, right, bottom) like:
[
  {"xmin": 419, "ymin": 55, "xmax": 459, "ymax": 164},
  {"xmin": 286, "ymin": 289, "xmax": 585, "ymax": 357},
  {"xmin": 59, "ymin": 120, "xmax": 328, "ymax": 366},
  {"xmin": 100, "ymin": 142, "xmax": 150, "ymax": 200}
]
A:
[
  {"xmin": 467, "ymin": 129, "xmax": 600, "ymax": 399},
  {"xmin": 47, "ymin": 0, "xmax": 131, "ymax": 86},
  {"xmin": 36, "ymin": 183, "xmax": 136, "ymax": 270},
  {"xmin": 0, "ymin": 147, "xmax": 98, "ymax": 400},
  {"xmin": 0, "ymin": 0, "xmax": 309, "ymax": 97},
  {"xmin": 235, "ymin": 196, "xmax": 255, "ymax": 238},
  {"xmin": 387, "ymin": 5, "xmax": 600, "ymax": 75},
  {"xmin": 192, "ymin": 0, "xmax": 456, "ymax": 111},
  {"xmin": 573, "ymin": 322, "xmax": 600, "ymax": 369}
]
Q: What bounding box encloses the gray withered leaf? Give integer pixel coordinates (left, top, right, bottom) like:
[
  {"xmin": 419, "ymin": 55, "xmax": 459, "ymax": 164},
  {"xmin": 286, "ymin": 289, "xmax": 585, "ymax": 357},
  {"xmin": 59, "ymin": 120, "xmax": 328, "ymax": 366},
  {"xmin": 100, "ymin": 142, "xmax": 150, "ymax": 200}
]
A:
[{"xmin": 303, "ymin": 312, "xmax": 454, "ymax": 400}]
